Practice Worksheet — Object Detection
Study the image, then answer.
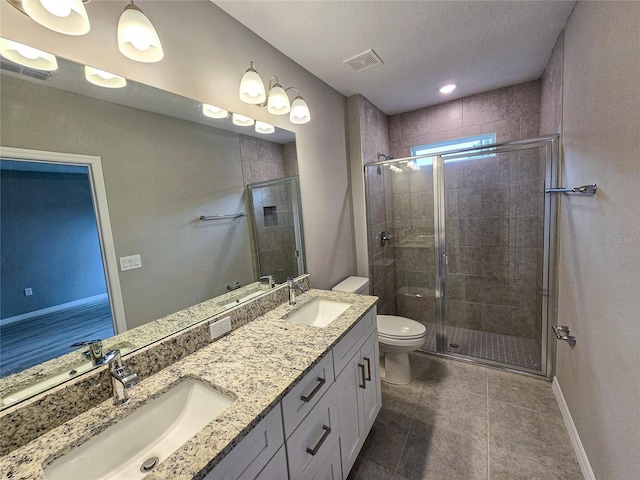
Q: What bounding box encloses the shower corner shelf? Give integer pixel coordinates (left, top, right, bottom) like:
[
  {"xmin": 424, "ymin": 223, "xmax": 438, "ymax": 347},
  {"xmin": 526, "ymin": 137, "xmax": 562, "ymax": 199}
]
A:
[{"xmin": 396, "ymin": 286, "xmax": 436, "ymax": 299}]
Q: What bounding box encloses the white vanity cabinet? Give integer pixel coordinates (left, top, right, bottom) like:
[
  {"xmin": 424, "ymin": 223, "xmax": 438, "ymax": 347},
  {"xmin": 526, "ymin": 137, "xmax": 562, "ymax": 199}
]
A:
[
  {"xmin": 335, "ymin": 311, "xmax": 381, "ymax": 478},
  {"xmin": 203, "ymin": 406, "xmax": 286, "ymax": 480},
  {"xmin": 203, "ymin": 306, "xmax": 380, "ymax": 480}
]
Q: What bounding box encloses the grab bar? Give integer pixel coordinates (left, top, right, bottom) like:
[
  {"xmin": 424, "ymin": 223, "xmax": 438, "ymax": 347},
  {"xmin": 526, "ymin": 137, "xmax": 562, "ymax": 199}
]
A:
[
  {"xmin": 545, "ymin": 184, "xmax": 597, "ymax": 195},
  {"xmin": 199, "ymin": 213, "xmax": 247, "ymax": 221}
]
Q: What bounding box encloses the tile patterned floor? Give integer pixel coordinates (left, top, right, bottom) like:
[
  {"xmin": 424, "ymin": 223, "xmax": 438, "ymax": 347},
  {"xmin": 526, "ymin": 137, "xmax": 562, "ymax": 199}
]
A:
[
  {"xmin": 347, "ymin": 353, "xmax": 583, "ymax": 480},
  {"xmin": 420, "ymin": 323, "xmax": 541, "ymax": 370}
]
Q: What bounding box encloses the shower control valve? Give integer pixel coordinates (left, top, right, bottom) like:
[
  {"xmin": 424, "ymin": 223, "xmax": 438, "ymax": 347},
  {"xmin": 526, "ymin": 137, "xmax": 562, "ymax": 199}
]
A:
[{"xmin": 552, "ymin": 325, "xmax": 576, "ymax": 347}]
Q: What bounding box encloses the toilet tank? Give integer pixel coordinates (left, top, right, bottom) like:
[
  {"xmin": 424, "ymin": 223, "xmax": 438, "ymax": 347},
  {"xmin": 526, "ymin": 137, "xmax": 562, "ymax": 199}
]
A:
[{"xmin": 332, "ymin": 276, "xmax": 370, "ymax": 295}]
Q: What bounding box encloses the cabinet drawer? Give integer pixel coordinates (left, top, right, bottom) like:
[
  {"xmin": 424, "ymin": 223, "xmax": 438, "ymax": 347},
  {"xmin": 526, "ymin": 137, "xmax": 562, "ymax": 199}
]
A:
[
  {"xmin": 282, "ymin": 352, "xmax": 334, "ymax": 437},
  {"xmin": 332, "ymin": 307, "xmax": 376, "ymax": 376},
  {"xmin": 204, "ymin": 406, "xmax": 284, "ymax": 480},
  {"xmin": 287, "ymin": 384, "xmax": 340, "ymax": 480}
]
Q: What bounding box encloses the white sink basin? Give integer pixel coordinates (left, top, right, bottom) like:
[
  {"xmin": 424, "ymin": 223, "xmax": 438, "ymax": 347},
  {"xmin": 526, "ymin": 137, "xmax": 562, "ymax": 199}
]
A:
[
  {"xmin": 44, "ymin": 379, "xmax": 234, "ymax": 480},
  {"xmin": 285, "ymin": 298, "xmax": 351, "ymax": 328}
]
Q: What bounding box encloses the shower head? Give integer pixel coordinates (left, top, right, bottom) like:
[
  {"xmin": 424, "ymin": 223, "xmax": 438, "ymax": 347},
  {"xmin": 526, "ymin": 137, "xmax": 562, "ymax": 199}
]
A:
[{"xmin": 377, "ymin": 152, "xmax": 393, "ymax": 161}]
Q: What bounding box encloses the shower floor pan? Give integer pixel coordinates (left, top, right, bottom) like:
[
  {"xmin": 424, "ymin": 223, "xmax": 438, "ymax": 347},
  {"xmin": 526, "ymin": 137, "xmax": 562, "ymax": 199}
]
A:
[{"xmin": 420, "ymin": 323, "xmax": 541, "ymax": 370}]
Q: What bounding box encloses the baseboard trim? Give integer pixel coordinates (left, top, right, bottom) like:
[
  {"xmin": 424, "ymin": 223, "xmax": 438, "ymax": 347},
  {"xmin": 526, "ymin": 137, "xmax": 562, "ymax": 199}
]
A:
[
  {"xmin": 552, "ymin": 376, "xmax": 596, "ymax": 480},
  {"xmin": 0, "ymin": 293, "xmax": 109, "ymax": 326}
]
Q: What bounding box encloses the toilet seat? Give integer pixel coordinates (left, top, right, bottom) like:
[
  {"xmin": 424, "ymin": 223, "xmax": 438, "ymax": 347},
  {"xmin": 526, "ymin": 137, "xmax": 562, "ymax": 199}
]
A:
[{"xmin": 377, "ymin": 315, "xmax": 426, "ymax": 339}]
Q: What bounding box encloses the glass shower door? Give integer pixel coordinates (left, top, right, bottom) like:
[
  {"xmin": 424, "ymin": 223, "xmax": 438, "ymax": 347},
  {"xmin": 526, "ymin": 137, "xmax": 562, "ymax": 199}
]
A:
[{"xmin": 438, "ymin": 139, "xmax": 555, "ymax": 373}]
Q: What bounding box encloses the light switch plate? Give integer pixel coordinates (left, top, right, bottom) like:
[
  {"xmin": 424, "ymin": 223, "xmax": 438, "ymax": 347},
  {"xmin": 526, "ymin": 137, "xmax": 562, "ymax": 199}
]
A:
[
  {"xmin": 210, "ymin": 316, "xmax": 232, "ymax": 341},
  {"xmin": 119, "ymin": 254, "xmax": 142, "ymax": 271}
]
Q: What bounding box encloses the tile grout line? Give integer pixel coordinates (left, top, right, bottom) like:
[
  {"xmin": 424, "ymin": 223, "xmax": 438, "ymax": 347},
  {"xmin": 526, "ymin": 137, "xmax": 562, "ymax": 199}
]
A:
[{"xmin": 394, "ymin": 416, "xmax": 414, "ymax": 475}]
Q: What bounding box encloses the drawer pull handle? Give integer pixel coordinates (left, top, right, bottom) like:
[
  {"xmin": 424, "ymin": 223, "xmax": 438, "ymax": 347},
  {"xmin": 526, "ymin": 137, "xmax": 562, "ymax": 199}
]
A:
[
  {"xmin": 300, "ymin": 377, "xmax": 326, "ymax": 403},
  {"xmin": 306, "ymin": 425, "xmax": 331, "ymax": 456},
  {"xmin": 358, "ymin": 363, "xmax": 366, "ymax": 389},
  {"xmin": 363, "ymin": 356, "xmax": 372, "ymax": 381}
]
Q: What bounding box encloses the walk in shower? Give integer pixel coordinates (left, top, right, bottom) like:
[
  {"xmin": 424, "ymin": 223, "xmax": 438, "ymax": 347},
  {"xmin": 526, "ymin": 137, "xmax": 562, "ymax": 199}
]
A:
[
  {"xmin": 365, "ymin": 136, "xmax": 559, "ymax": 376},
  {"xmin": 246, "ymin": 176, "xmax": 306, "ymax": 285}
]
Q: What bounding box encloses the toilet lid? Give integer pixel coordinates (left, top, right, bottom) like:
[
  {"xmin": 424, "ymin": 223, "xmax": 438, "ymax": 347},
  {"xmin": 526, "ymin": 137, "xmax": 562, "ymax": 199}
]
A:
[{"xmin": 377, "ymin": 315, "xmax": 426, "ymax": 339}]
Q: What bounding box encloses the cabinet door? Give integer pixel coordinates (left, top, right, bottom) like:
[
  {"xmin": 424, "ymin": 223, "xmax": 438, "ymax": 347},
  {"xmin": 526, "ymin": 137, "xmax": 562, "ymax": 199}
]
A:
[
  {"xmin": 287, "ymin": 385, "xmax": 340, "ymax": 480},
  {"xmin": 335, "ymin": 350, "xmax": 366, "ymax": 476},
  {"xmin": 360, "ymin": 331, "xmax": 382, "ymax": 434},
  {"xmin": 254, "ymin": 446, "xmax": 289, "ymax": 480},
  {"xmin": 204, "ymin": 406, "xmax": 284, "ymax": 480}
]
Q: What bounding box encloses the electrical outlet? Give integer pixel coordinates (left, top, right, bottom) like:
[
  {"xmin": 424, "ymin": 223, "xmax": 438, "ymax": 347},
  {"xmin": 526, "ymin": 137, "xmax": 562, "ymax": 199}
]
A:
[
  {"xmin": 209, "ymin": 316, "xmax": 232, "ymax": 341},
  {"xmin": 24, "ymin": 288, "xmax": 33, "ymax": 296}
]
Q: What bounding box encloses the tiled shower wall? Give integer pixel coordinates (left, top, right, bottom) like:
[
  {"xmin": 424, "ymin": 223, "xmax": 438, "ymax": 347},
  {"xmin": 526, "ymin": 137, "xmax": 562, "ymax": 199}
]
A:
[
  {"xmin": 389, "ymin": 80, "xmax": 543, "ymax": 340},
  {"xmin": 358, "ymin": 97, "xmax": 396, "ymax": 314},
  {"xmin": 362, "ymin": 80, "xmax": 547, "ymax": 342},
  {"xmin": 239, "ymin": 135, "xmax": 299, "ymax": 282}
]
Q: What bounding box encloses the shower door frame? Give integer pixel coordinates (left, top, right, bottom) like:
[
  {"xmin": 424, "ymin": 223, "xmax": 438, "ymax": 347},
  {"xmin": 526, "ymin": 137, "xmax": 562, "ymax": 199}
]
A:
[{"xmin": 365, "ymin": 135, "xmax": 560, "ymax": 378}]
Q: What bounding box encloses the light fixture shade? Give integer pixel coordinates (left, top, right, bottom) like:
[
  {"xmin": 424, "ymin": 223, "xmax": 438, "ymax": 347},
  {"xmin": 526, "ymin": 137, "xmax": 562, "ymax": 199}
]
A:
[
  {"xmin": 232, "ymin": 113, "xmax": 255, "ymax": 127},
  {"xmin": 202, "ymin": 104, "xmax": 228, "ymax": 119},
  {"xmin": 0, "ymin": 38, "xmax": 58, "ymax": 71},
  {"xmin": 267, "ymin": 84, "xmax": 290, "ymax": 115},
  {"xmin": 117, "ymin": 3, "xmax": 164, "ymax": 63},
  {"xmin": 239, "ymin": 64, "xmax": 266, "ymax": 104},
  {"xmin": 22, "ymin": 0, "xmax": 90, "ymax": 36},
  {"xmin": 290, "ymin": 96, "xmax": 310, "ymax": 124},
  {"xmin": 255, "ymin": 121, "xmax": 275, "ymax": 134},
  {"xmin": 84, "ymin": 66, "xmax": 127, "ymax": 89}
]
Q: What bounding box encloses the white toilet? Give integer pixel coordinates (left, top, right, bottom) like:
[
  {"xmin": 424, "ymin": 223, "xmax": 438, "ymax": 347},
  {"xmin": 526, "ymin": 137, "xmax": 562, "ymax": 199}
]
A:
[{"xmin": 332, "ymin": 276, "xmax": 427, "ymax": 385}]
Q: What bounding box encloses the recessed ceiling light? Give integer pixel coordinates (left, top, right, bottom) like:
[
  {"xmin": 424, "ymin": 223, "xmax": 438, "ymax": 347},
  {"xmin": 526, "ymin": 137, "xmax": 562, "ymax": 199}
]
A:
[{"xmin": 439, "ymin": 84, "xmax": 456, "ymax": 94}]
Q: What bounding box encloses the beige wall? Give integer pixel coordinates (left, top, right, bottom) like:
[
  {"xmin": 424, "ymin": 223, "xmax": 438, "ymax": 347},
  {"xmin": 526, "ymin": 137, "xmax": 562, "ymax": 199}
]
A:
[
  {"xmin": 0, "ymin": 0, "xmax": 355, "ymax": 290},
  {"xmin": 558, "ymin": 2, "xmax": 640, "ymax": 478},
  {"xmin": 1, "ymin": 74, "xmax": 254, "ymax": 329}
]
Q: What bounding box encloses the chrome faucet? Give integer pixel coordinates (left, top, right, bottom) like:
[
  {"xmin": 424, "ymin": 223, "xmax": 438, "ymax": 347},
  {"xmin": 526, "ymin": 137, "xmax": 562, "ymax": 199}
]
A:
[
  {"xmin": 260, "ymin": 274, "xmax": 276, "ymax": 288},
  {"xmin": 70, "ymin": 339, "xmax": 103, "ymax": 366},
  {"xmin": 287, "ymin": 277, "xmax": 309, "ymax": 306},
  {"xmin": 96, "ymin": 349, "xmax": 138, "ymax": 405}
]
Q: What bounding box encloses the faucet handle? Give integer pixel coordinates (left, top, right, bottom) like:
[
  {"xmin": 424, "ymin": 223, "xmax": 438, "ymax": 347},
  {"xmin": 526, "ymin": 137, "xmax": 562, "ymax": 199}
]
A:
[{"xmin": 95, "ymin": 349, "xmax": 121, "ymax": 366}]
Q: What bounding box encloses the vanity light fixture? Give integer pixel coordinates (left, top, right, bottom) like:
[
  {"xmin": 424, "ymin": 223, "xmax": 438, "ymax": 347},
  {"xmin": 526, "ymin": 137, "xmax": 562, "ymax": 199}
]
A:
[
  {"xmin": 117, "ymin": 1, "xmax": 164, "ymax": 63},
  {"xmin": 255, "ymin": 121, "xmax": 275, "ymax": 134},
  {"xmin": 202, "ymin": 104, "xmax": 228, "ymax": 119},
  {"xmin": 232, "ymin": 113, "xmax": 255, "ymax": 127},
  {"xmin": 239, "ymin": 61, "xmax": 311, "ymax": 124},
  {"xmin": 84, "ymin": 66, "xmax": 127, "ymax": 88},
  {"xmin": 21, "ymin": 0, "xmax": 90, "ymax": 36},
  {"xmin": 0, "ymin": 38, "xmax": 57, "ymax": 70},
  {"xmin": 439, "ymin": 84, "xmax": 457, "ymax": 94}
]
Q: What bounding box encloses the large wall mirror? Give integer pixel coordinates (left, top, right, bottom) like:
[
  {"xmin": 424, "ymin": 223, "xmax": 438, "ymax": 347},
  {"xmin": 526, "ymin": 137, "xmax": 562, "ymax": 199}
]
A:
[{"xmin": 0, "ymin": 47, "xmax": 305, "ymax": 408}]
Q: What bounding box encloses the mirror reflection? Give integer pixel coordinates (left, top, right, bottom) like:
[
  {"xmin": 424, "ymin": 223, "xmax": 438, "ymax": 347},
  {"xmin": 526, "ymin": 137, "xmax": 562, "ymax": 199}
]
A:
[{"xmin": 0, "ymin": 50, "xmax": 303, "ymax": 408}]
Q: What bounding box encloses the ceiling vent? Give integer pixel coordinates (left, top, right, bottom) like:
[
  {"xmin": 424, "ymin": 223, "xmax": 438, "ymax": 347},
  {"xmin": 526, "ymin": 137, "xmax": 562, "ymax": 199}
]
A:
[
  {"xmin": 0, "ymin": 58, "xmax": 53, "ymax": 81},
  {"xmin": 343, "ymin": 49, "xmax": 383, "ymax": 72}
]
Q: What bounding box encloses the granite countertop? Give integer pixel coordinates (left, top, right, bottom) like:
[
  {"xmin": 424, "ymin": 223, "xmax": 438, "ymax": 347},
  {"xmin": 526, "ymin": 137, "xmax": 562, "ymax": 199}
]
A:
[{"xmin": 0, "ymin": 289, "xmax": 377, "ymax": 480}]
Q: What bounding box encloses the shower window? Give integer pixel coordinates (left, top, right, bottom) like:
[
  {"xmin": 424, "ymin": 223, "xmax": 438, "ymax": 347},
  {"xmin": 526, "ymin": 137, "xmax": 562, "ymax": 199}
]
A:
[{"xmin": 411, "ymin": 133, "xmax": 496, "ymax": 165}]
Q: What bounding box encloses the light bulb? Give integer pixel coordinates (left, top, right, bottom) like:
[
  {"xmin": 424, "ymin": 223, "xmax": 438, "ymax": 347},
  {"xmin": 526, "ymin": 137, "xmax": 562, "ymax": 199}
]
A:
[
  {"xmin": 40, "ymin": 0, "xmax": 71, "ymax": 17},
  {"xmin": 23, "ymin": 0, "xmax": 90, "ymax": 35},
  {"xmin": 0, "ymin": 39, "xmax": 58, "ymax": 71},
  {"xmin": 84, "ymin": 66, "xmax": 127, "ymax": 88},
  {"xmin": 439, "ymin": 84, "xmax": 456, "ymax": 94},
  {"xmin": 232, "ymin": 113, "xmax": 255, "ymax": 127},
  {"xmin": 255, "ymin": 121, "xmax": 275, "ymax": 134},
  {"xmin": 202, "ymin": 104, "xmax": 228, "ymax": 119}
]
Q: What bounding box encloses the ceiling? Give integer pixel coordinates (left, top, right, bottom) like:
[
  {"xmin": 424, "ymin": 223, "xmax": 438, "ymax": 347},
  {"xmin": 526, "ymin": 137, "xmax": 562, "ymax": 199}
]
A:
[{"xmin": 213, "ymin": 1, "xmax": 576, "ymax": 115}]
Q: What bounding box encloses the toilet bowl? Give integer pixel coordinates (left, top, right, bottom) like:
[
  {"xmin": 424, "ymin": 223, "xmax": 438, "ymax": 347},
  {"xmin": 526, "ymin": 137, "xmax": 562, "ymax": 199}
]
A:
[{"xmin": 332, "ymin": 276, "xmax": 427, "ymax": 385}]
